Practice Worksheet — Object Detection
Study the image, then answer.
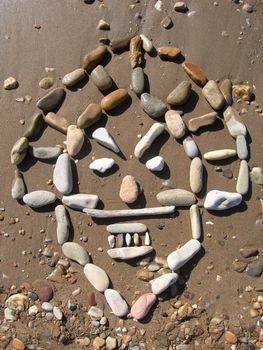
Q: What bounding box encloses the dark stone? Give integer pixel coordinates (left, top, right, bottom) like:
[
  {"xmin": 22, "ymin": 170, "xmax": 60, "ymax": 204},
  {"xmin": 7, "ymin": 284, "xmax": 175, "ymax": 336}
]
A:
[
  {"xmin": 245, "ymin": 261, "xmax": 263, "ymax": 277},
  {"xmin": 36, "ymin": 88, "xmax": 65, "ymax": 112}
]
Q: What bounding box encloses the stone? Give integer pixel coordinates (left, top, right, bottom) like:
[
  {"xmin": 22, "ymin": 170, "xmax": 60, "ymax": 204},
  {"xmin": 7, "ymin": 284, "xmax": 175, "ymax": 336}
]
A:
[
  {"xmin": 146, "ymin": 156, "xmax": 164, "ymax": 171},
  {"xmin": 233, "ymin": 84, "xmax": 253, "ymax": 101},
  {"xmin": 77, "ymin": 103, "xmax": 102, "ymax": 129},
  {"xmin": 174, "ymin": 2, "xmax": 188, "ymax": 12},
  {"xmin": 87, "ymin": 292, "xmax": 96, "ymax": 306},
  {"xmin": 62, "ymin": 68, "xmax": 86, "ymax": 87},
  {"xmin": 157, "ymin": 46, "xmax": 181, "ymax": 60},
  {"xmin": 106, "ymin": 336, "xmax": 117, "ymax": 350},
  {"xmin": 134, "ymin": 122, "xmax": 165, "ymax": 158},
  {"xmin": 106, "ymin": 223, "xmax": 147, "ymax": 234},
  {"xmin": 36, "ymin": 88, "xmax": 65, "ymax": 112},
  {"xmin": 161, "ymin": 16, "xmax": 173, "ymax": 29},
  {"xmin": 35, "ymin": 284, "xmax": 54, "ymax": 301},
  {"xmin": 130, "ymin": 293, "xmax": 156, "ymax": 320},
  {"xmin": 133, "ymin": 233, "xmax": 140, "ymax": 246},
  {"xmin": 182, "ymin": 61, "xmax": 207, "ymax": 86},
  {"xmin": 204, "ymin": 149, "xmax": 237, "ymax": 161},
  {"xmin": 204, "ymin": 190, "xmax": 242, "ymax": 210},
  {"xmin": 66, "ymin": 125, "xmax": 85, "ymax": 157},
  {"xmin": 236, "ymin": 160, "xmax": 249, "ymax": 195},
  {"xmin": 151, "ymin": 273, "xmax": 178, "ymax": 295},
  {"xmin": 55, "ymin": 205, "xmax": 70, "ymax": 245},
  {"xmin": 23, "ymin": 112, "xmax": 43, "ymax": 139},
  {"xmin": 28, "ymin": 305, "xmax": 38, "ymax": 316},
  {"xmin": 189, "ymin": 204, "xmax": 201, "ymax": 240},
  {"xmin": 111, "ymin": 35, "xmax": 134, "ymax": 52},
  {"xmin": 31, "ymin": 146, "xmax": 62, "ymax": 160},
  {"xmin": 84, "ymin": 263, "xmax": 110, "ymax": 292},
  {"xmin": 242, "ymin": 3, "xmax": 253, "ymax": 13},
  {"xmin": 97, "ymin": 19, "xmax": 110, "ymax": 30},
  {"xmin": 44, "ymin": 112, "xmax": 70, "ymax": 134},
  {"xmin": 82, "ymin": 45, "xmax": 108, "ymax": 71},
  {"xmin": 140, "ymin": 34, "xmax": 154, "ymax": 53},
  {"xmin": 10, "ymin": 137, "xmax": 29, "ymax": 165},
  {"xmin": 91, "ymin": 65, "xmax": 112, "ymax": 91},
  {"xmin": 23, "ymin": 191, "xmax": 56, "ymax": 208},
  {"xmin": 93, "ymin": 337, "xmax": 105, "ymax": 350},
  {"xmin": 125, "ymin": 233, "xmax": 132, "ymax": 246},
  {"xmin": 188, "ymin": 112, "xmax": 217, "ymax": 132},
  {"xmin": 223, "ymin": 107, "xmax": 247, "ymax": 138},
  {"xmin": 236, "ymin": 135, "xmax": 248, "ymax": 160},
  {"xmin": 101, "ymin": 88, "xmax": 128, "ymax": 111},
  {"xmin": 156, "ymin": 189, "xmax": 196, "ymax": 206},
  {"xmin": 4, "ymin": 76, "xmax": 18, "ymax": 90},
  {"xmin": 131, "ymin": 67, "xmax": 145, "ymax": 95},
  {"xmin": 107, "ymin": 246, "xmax": 153, "ymax": 260},
  {"xmin": 250, "ymin": 167, "xmax": 263, "ymax": 185},
  {"xmin": 240, "ymin": 245, "xmax": 259, "ymax": 258},
  {"xmin": 219, "ymin": 79, "xmax": 232, "ymax": 105},
  {"xmin": 145, "ymin": 231, "xmax": 150, "ymax": 245},
  {"xmin": 166, "ymin": 81, "xmax": 191, "ymax": 105},
  {"xmin": 245, "ymin": 261, "xmax": 263, "ymax": 277},
  {"xmin": 62, "ymin": 194, "xmax": 99, "ymax": 210},
  {"xmin": 88, "ymin": 306, "xmax": 103, "ymax": 320},
  {"xmin": 11, "ymin": 170, "xmax": 26, "ymax": 200},
  {"xmin": 232, "ymin": 259, "xmax": 247, "ymax": 273},
  {"xmin": 39, "ymin": 76, "xmax": 54, "ymax": 89},
  {"xmin": 53, "ymin": 306, "xmax": 63, "ymax": 320},
  {"xmin": 5, "ymin": 293, "xmax": 29, "ymax": 312},
  {"xmin": 165, "ymin": 110, "xmax": 186, "ymax": 139},
  {"xmin": 130, "ymin": 35, "xmax": 142, "ymax": 69},
  {"xmin": 12, "ymin": 339, "xmax": 25, "ymax": 350},
  {"xmin": 119, "ymin": 175, "xmax": 138, "ymax": 204},
  {"xmin": 202, "ymin": 80, "xmax": 225, "ymax": 110},
  {"xmin": 182, "ymin": 137, "xmax": 199, "ymax": 158},
  {"xmin": 223, "ymin": 169, "xmax": 233, "ymax": 179},
  {"xmin": 224, "ymin": 331, "xmax": 238, "ymax": 344},
  {"xmin": 104, "ymin": 289, "xmax": 129, "ymax": 317},
  {"xmin": 148, "ymin": 264, "xmax": 161, "ymax": 272},
  {"xmin": 41, "ymin": 302, "xmax": 53, "ymax": 312},
  {"xmin": 62, "ymin": 242, "xmax": 90, "ymax": 265},
  {"xmin": 190, "ymin": 157, "xmax": 203, "ymax": 194},
  {"xmin": 53, "ymin": 154, "xmax": 73, "ymax": 195},
  {"xmin": 89, "ymin": 158, "xmax": 114, "ymax": 173},
  {"xmin": 140, "ymin": 93, "xmax": 167, "ymax": 119},
  {"xmin": 92, "ymin": 127, "xmax": 120, "ymax": 153},
  {"xmin": 108, "ymin": 235, "xmax": 115, "ymax": 248},
  {"xmin": 167, "ymin": 239, "xmax": 201, "ymax": 270}
]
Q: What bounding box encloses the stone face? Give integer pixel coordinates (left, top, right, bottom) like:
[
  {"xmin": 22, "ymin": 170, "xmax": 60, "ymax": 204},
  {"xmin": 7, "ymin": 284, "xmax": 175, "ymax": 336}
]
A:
[
  {"xmin": 106, "ymin": 223, "xmax": 147, "ymax": 234},
  {"xmin": 62, "ymin": 242, "xmax": 90, "ymax": 265},
  {"xmin": 204, "ymin": 149, "xmax": 236, "ymax": 161},
  {"xmin": 157, "ymin": 46, "xmax": 181, "ymax": 60},
  {"xmin": 119, "ymin": 175, "xmax": 138, "ymax": 204},
  {"xmin": 82, "ymin": 45, "xmax": 108, "ymax": 71},
  {"xmin": 130, "ymin": 293, "xmax": 157, "ymax": 320},
  {"xmin": 182, "ymin": 137, "xmax": 199, "ymax": 158},
  {"xmin": 165, "ymin": 110, "xmax": 186, "ymax": 139},
  {"xmin": 250, "ymin": 167, "xmax": 263, "ymax": 185},
  {"xmin": 31, "ymin": 146, "xmax": 62, "ymax": 160},
  {"xmin": 11, "ymin": 170, "xmax": 26, "ymax": 200},
  {"xmin": 166, "ymin": 81, "xmax": 191, "ymax": 105},
  {"xmin": 141, "ymin": 93, "xmax": 167, "ymax": 119},
  {"xmin": 53, "ymin": 154, "xmax": 73, "ymax": 195},
  {"xmin": 204, "ymin": 190, "xmax": 242, "ymax": 210},
  {"xmin": 190, "ymin": 157, "xmax": 203, "ymax": 194},
  {"xmin": 4, "ymin": 76, "xmax": 18, "ymax": 90},
  {"xmin": 62, "ymin": 68, "xmax": 86, "ymax": 87},
  {"xmin": 182, "ymin": 61, "xmax": 207, "ymax": 86},
  {"xmin": 44, "ymin": 112, "xmax": 70, "ymax": 134},
  {"xmin": 91, "ymin": 65, "xmax": 112, "ymax": 91},
  {"xmin": 62, "ymin": 194, "xmax": 99, "ymax": 210},
  {"xmin": 134, "ymin": 122, "xmax": 165, "ymax": 158},
  {"xmin": 84, "ymin": 263, "xmax": 110, "ymax": 292},
  {"xmin": 156, "ymin": 189, "xmax": 196, "ymax": 207},
  {"xmin": 92, "ymin": 127, "xmax": 120, "ymax": 153},
  {"xmin": 236, "ymin": 135, "xmax": 248, "ymax": 160},
  {"xmin": 39, "ymin": 76, "xmax": 54, "ymax": 89},
  {"xmin": 202, "ymin": 80, "xmax": 225, "ymax": 110},
  {"xmin": 55, "ymin": 205, "xmax": 70, "ymax": 245},
  {"xmin": 104, "ymin": 289, "xmax": 129, "ymax": 317},
  {"xmin": 66, "ymin": 125, "xmax": 85, "ymax": 157},
  {"xmin": 188, "ymin": 112, "xmax": 217, "ymax": 132},
  {"xmin": 151, "ymin": 273, "xmax": 178, "ymax": 295},
  {"xmin": 146, "ymin": 156, "xmax": 164, "ymax": 171},
  {"xmin": 130, "ymin": 35, "xmax": 142, "ymax": 69},
  {"xmin": 167, "ymin": 239, "xmax": 201, "ymax": 270},
  {"xmin": 36, "ymin": 88, "xmax": 65, "ymax": 112},
  {"xmin": 223, "ymin": 107, "xmax": 247, "ymax": 138},
  {"xmin": 23, "ymin": 191, "xmax": 56, "ymax": 208},
  {"xmin": 189, "ymin": 204, "xmax": 201, "ymax": 240},
  {"xmin": 23, "ymin": 112, "xmax": 43, "ymax": 140},
  {"xmin": 11, "ymin": 137, "xmax": 29, "ymax": 165},
  {"xmin": 236, "ymin": 160, "xmax": 249, "ymax": 195},
  {"xmin": 107, "ymin": 246, "xmax": 153, "ymax": 260},
  {"xmin": 233, "ymin": 84, "xmax": 253, "ymax": 101},
  {"xmin": 219, "ymin": 79, "xmax": 233, "ymax": 105},
  {"xmin": 77, "ymin": 103, "xmax": 102, "ymax": 129},
  {"xmin": 131, "ymin": 67, "xmax": 145, "ymax": 95},
  {"xmin": 101, "ymin": 88, "xmax": 128, "ymax": 111},
  {"xmin": 89, "ymin": 158, "xmax": 114, "ymax": 173}
]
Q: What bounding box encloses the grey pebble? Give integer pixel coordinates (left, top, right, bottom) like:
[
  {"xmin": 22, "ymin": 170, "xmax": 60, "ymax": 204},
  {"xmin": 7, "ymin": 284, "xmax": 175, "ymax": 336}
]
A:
[
  {"xmin": 236, "ymin": 135, "xmax": 248, "ymax": 160},
  {"xmin": 140, "ymin": 93, "xmax": 167, "ymax": 118},
  {"xmin": 62, "ymin": 242, "xmax": 90, "ymax": 265},
  {"xmin": 31, "ymin": 146, "xmax": 62, "ymax": 160},
  {"xmin": 245, "ymin": 261, "xmax": 263, "ymax": 277},
  {"xmin": 131, "ymin": 67, "xmax": 145, "ymax": 95},
  {"xmin": 90, "ymin": 65, "xmax": 112, "ymax": 91},
  {"xmin": 166, "ymin": 81, "xmax": 191, "ymax": 105},
  {"xmin": 36, "ymin": 88, "xmax": 66, "ymax": 113},
  {"xmin": 236, "ymin": 160, "xmax": 249, "ymax": 195},
  {"xmin": 41, "ymin": 302, "xmax": 53, "ymax": 312},
  {"xmin": 23, "ymin": 112, "xmax": 44, "ymax": 140},
  {"xmin": 55, "ymin": 205, "xmax": 70, "ymax": 245},
  {"xmin": 23, "ymin": 190, "xmax": 56, "ymax": 208},
  {"xmin": 182, "ymin": 137, "xmax": 199, "ymax": 158},
  {"xmin": 219, "ymin": 79, "xmax": 233, "ymax": 106},
  {"xmin": 11, "ymin": 169, "xmax": 26, "ymax": 200}
]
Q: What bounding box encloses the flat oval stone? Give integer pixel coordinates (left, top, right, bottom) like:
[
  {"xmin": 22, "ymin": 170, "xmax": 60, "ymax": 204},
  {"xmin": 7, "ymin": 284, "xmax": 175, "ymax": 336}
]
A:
[
  {"xmin": 236, "ymin": 160, "xmax": 249, "ymax": 195},
  {"xmin": 141, "ymin": 93, "xmax": 167, "ymax": 119},
  {"xmin": 204, "ymin": 149, "xmax": 236, "ymax": 161},
  {"xmin": 130, "ymin": 293, "xmax": 156, "ymax": 320},
  {"xmin": 36, "ymin": 88, "xmax": 65, "ymax": 112},
  {"xmin": 104, "ymin": 289, "xmax": 129, "ymax": 317},
  {"xmin": 55, "ymin": 205, "xmax": 70, "ymax": 245},
  {"xmin": 131, "ymin": 67, "xmax": 145, "ymax": 95},
  {"xmin": 223, "ymin": 106, "xmax": 247, "ymax": 138},
  {"xmin": 119, "ymin": 175, "xmax": 138, "ymax": 204},
  {"xmin": 236, "ymin": 135, "xmax": 248, "ymax": 160},
  {"xmin": 182, "ymin": 137, "xmax": 199, "ymax": 158},
  {"xmin": 39, "ymin": 76, "xmax": 54, "ymax": 90},
  {"xmin": 62, "ymin": 194, "xmax": 99, "ymax": 210},
  {"xmin": 219, "ymin": 79, "xmax": 233, "ymax": 105},
  {"xmin": 165, "ymin": 110, "xmax": 186, "ymax": 139},
  {"xmin": 188, "ymin": 112, "xmax": 217, "ymax": 132},
  {"xmin": 151, "ymin": 273, "xmax": 178, "ymax": 295},
  {"xmin": 84, "ymin": 263, "xmax": 110, "ymax": 292},
  {"xmin": 130, "ymin": 35, "xmax": 142, "ymax": 69},
  {"xmin": 156, "ymin": 189, "xmax": 196, "ymax": 206},
  {"xmin": 182, "ymin": 61, "xmax": 207, "ymax": 86},
  {"xmin": 11, "ymin": 170, "xmax": 26, "ymax": 200},
  {"xmin": 31, "ymin": 146, "xmax": 62, "ymax": 160},
  {"xmin": 62, "ymin": 68, "xmax": 86, "ymax": 87},
  {"xmin": 140, "ymin": 34, "xmax": 154, "ymax": 53},
  {"xmin": 190, "ymin": 157, "xmax": 203, "ymax": 194},
  {"xmin": 146, "ymin": 156, "xmax": 164, "ymax": 171},
  {"xmin": 202, "ymin": 80, "xmax": 225, "ymax": 110},
  {"xmin": 100, "ymin": 88, "xmax": 128, "ymax": 111},
  {"xmin": 11, "ymin": 137, "xmax": 29, "ymax": 165},
  {"xmin": 166, "ymin": 81, "xmax": 191, "ymax": 105},
  {"xmin": 66, "ymin": 125, "xmax": 85, "ymax": 157},
  {"xmin": 107, "ymin": 246, "xmax": 153, "ymax": 260},
  {"xmin": 44, "ymin": 112, "xmax": 70, "ymax": 134},
  {"xmin": 82, "ymin": 45, "xmax": 108, "ymax": 71},
  {"xmin": 23, "ymin": 112, "xmax": 43, "ymax": 140},
  {"xmin": 189, "ymin": 204, "xmax": 201, "ymax": 240},
  {"xmin": 106, "ymin": 223, "xmax": 147, "ymax": 234},
  {"xmin": 89, "ymin": 158, "xmax": 114, "ymax": 173},
  {"xmin": 53, "ymin": 154, "xmax": 73, "ymax": 195},
  {"xmin": 250, "ymin": 167, "xmax": 263, "ymax": 185},
  {"xmin": 77, "ymin": 103, "xmax": 102, "ymax": 129},
  {"xmin": 23, "ymin": 191, "xmax": 56, "ymax": 208},
  {"xmin": 157, "ymin": 46, "xmax": 181, "ymax": 60},
  {"xmin": 62, "ymin": 242, "xmax": 90, "ymax": 265},
  {"xmin": 204, "ymin": 190, "xmax": 242, "ymax": 210},
  {"xmin": 167, "ymin": 239, "xmax": 201, "ymax": 270},
  {"xmin": 91, "ymin": 65, "xmax": 112, "ymax": 91},
  {"xmin": 134, "ymin": 122, "xmax": 165, "ymax": 158}
]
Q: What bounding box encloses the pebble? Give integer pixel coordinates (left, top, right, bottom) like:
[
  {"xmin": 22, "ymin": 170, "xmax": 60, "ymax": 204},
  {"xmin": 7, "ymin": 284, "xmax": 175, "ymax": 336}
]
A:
[
  {"xmin": 233, "ymin": 84, "xmax": 252, "ymax": 102},
  {"xmin": 148, "ymin": 264, "xmax": 161, "ymax": 272},
  {"xmin": 44, "ymin": 112, "xmax": 70, "ymax": 134},
  {"xmin": 53, "ymin": 154, "xmax": 73, "ymax": 195},
  {"xmin": 89, "ymin": 158, "xmax": 115, "ymax": 173},
  {"xmin": 36, "ymin": 88, "xmax": 65, "ymax": 112},
  {"xmin": 107, "ymin": 223, "xmax": 147, "ymax": 234},
  {"xmin": 32, "ymin": 146, "xmax": 62, "ymax": 160},
  {"xmin": 182, "ymin": 137, "xmax": 199, "ymax": 158},
  {"xmin": 111, "ymin": 35, "xmax": 134, "ymax": 52},
  {"xmin": 62, "ymin": 242, "xmax": 90, "ymax": 265},
  {"xmin": 140, "ymin": 34, "xmax": 154, "ymax": 53},
  {"xmin": 223, "ymin": 106, "xmax": 247, "ymax": 138},
  {"xmin": 108, "ymin": 235, "xmax": 115, "ymax": 248},
  {"xmin": 88, "ymin": 306, "xmax": 103, "ymax": 320},
  {"xmin": 190, "ymin": 157, "xmax": 203, "ymax": 194},
  {"xmin": 106, "ymin": 336, "xmax": 117, "ymax": 350},
  {"xmin": 223, "ymin": 169, "xmax": 233, "ymax": 179},
  {"xmin": 236, "ymin": 160, "xmax": 249, "ymax": 195},
  {"xmin": 157, "ymin": 46, "xmax": 181, "ymax": 60},
  {"xmin": 167, "ymin": 239, "xmax": 201, "ymax": 270},
  {"xmin": 84, "ymin": 263, "xmax": 110, "ymax": 292},
  {"xmin": 240, "ymin": 245, "xmax": 258, "ymax": 258},
  {"xmin": 242, "ymin": 3, "xmax": 253, "ymax": 13},
  {"xmin": 107, "ymin": 246, "xmax": 153, "ymax": 260},
  {"xmin": 134, "ymin": 122, "xmax": 165, "ymax": 158},
  {"xmin": 38, "ymin": 76, "xmax": 54, "ymax": 89},
  {"xmin": 161, "ymin": 16, "xmax": 173, "ymax": 29},
  {"xmin": 250, "ymin": 167, "xmax": 263, "ymax": 185},
  {"xmin": 144, "ymin": 232, "xmax": 151, "ymax": 246},
  {"xmin": 131, "ymin": 67, "xmax": 145, "ymax": 95},
  {"xmin": 66, "ymin": 125, "xmax": 85, "ymax": 157},
  {"xmin": 182, "ymin": 61, "xmax": 207, "ymax": 86},
  {"xmin": 93, "ymin": 337, "xmax": 105, "ymax": 350},
  {"xmin": 188, "ymin": 112, "xmax": 217, "ymax": 132},
  {"xmin": 166, "ymin": 81, "xmax": 191, "ymax": 105},
  {"xmin": 53, "ymin": 306, "xmax": 63, "ymax": 320},
  {"xmin": 204, "ymin": 149, "xmax": 237, "ymax": 161},
  {"xmin": 125, "ymin": 233, "xmax": 132, "ymax": 246},
  {"xmin": 92, "ymin": 127, "xmax": 120, "ymax": 153},
  {"xmin": 219, "ymin": 79, "xmax": 233, "ymax": 105},
  {"xmin": 28, "ymin": 291, "xmax": 38, "ymax": 301},
  {"xmin": 232, "ymin": 259, "xmax": 247, "ymax": 273},
  {"xmin": 146, "ymin": 156, "xmax": 164, "ymax": 171},
  {"xmin": 204, "ymin": 190, "xmax": 242, "ymax": 210},
  {"xmin": 245, "ymin": 261, "xmax": 263, "ymax": 277},
  {"xmin": 115, "ymin": 234, "xmax": 123, "ymax": 248},
  {"xmin": 55, "ymin": 205, "xmax": 70, "ymax": 245},
  {"xmin": 77, "ymin": 103, "xmax": 102, "ymax": 129},
  {"xmin": 11, "ymin": 169, "xmax": 26, "ymax": 200},
  {"xmin": 11, "ymin": 338, "xmax": 25, "ymax": 350},
  {"xmin": 87, "ymin": 292, "xmax": 96, "ymax": 306},
  {"xmin": 133, "ymin": 233, "xmax": 140, "ymax": 246},
  {"xmin": 23, "ymin": 191, "xmax": 56, "ymax": 208},
  {"xmin": 28, "ymin": 305, "xmax": 38, "ymax": 316},
  {"xmin": 91, "ymin": 65, "xmax": 112, "ymax": 91},
  {"xmin": 97, "ymin": 19, "xmax": 110, "ymax": 30},
  {"xmin": 62, "ymin": 194, "xmax": 99, "ymax": 210},
  {"xmin": 35, "ymin": 283, "xmax": 53, "ymax": 301},
  {"xmin": 119, "ymin": 175, "xmax": 139, "ymax": 204},
  {"xmin": 156, "ymin": 189, "xmax": 196, "ymax": 206},
  {"xmin": 225, "ymin": 331, "xmax": 238, "ymax": 344},
  {"xmin": 174, "ymin": 2, "xmax": 188, "ymax": 12},
  {"xmin": 4, "ymin": 76, "xmax": 18, "ymax": 90},
  {"xmin": 104, "ymin": 289, "xmax": 129, "ymax": 317},
  {"xmin": 10, "ymin": 137, "xmax": 29, "ymax": 165},
  {"xmin": 165, "ymin": 110, "xmax": 186, "ymax": 139},
  {"xmin": 202, "ymin": 80, "xmax": 225, "ymax": 110},
  {"xmin": 189, "ymin": 204, "xmax": 201, "ymax": 240},
  {"xmin": 130, "ymin": 293, "xmax": 157, "ymax": 320},
  {"xmin": 82, "ymin": 45, "xmax": 108, "ymax": 71},
  {"xmin": 151, "ymin": 273, "xmax": 178, "ymax": 295},
  {"xmin": 130, "ymin": 35, "xmax": 142, "ymax": 69},
  {"xmin": 140, "ymin": 93, "xmax": 167, "ymax": 119},
  {"xmin": 41, "ymin": 302, "xmax": 53, "ymax": 312},
  {"xmin": 23, "ymin": 112, "xmax": 43, "ymax": 139}
]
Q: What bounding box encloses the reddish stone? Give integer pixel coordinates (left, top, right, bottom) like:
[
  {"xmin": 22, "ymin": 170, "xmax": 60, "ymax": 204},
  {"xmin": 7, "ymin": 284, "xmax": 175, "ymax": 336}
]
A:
[{"xmin": 87, "ymin": 291, "xmax": 96, "ymax": 306}]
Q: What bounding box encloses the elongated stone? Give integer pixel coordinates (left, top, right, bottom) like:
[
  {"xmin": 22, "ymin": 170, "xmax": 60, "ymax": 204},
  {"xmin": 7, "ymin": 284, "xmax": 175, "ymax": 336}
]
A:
[
  {"xmin": 82, "ymin": 45, "xmax": 108, "ymax": 71},
  {"xmin": 167, "ymin": 239, "xmax": 201, "ymax": 270},
  {"xmin": 236, "ymin": 135, "xmax": 248, "ymax": 160},
  {"xmin": 92, "ymin": 127, "xmax": 120, "ymax": 153},
  {"xmin": 66, "ymin": 125, "xmax": 85, "ymax": 157},
  {"xmin": 89, "ymin": 158, "xmax": 114, "ymax": 173},
  {"xmin": 11, "ymin": 170, "xmax": 26, "ymax": 200},
  {"xmin": 131, "ymin": 67, "xmax": 145, "ymax": 95},
  {"xmin": 134, "ymin": 233, "xmax": 140, "ymax": 246},
  {"xmin": 219, "ymin": 79, "xmax": 232, "ymax": 105},
  {"xmin": 157, "ymin": 46, "xmax": 181, "ymax": 60},
  {"xmin": 165, "ymin": 110, "xmax": 185, "ymax": 139},
  {"xmin": 140, "ymin": 93, "xmax": 167, "ymax": 119},
  {"xmin": 204, "ymin": 149, "xmax": 236, "ymax": 161},
  {"xmin": 189, "ymin": 157, "xmax": 203, "ymax": 194},
  {"xmin": 84, "ymin": 263, "xmax": 109, "ymax": 292},
  {"xmin": 130, "ymin": 35, "xmax": 142, "ymax": 69},
  {"xmin": 31, "ymin": 146, "xmax": 62, "ymax": 160},
  {"xmin": 84, "ymin": 206, "xmax": 175, "ymax": 218},
  {"xmin": 223, "ymin": 107, "xmax": 246, "ymax": 138},
  {"xmin": 62, "ymin": 194, "xmax": 99, "ymax": 210},
  {"xmin": 111, "ymin": 35, "xmax": 134, "ymax": 52},
  {"xmin": 44, "ymin": 112, "xmax": 70, "ymax": 134},
  {"xmin": 146, "ymin": 156, "xmax": 164, "ymax": 171},
  {"xmin": 119, "ymin": 175, "xmax": 138, "ymax": 204},
  {"xmin": 77, "ymin": 103, "xmax": 102, "ymax": 129},
  {"xmin": 104, "ymin": 289, "xmax": 129, "ymax": 317},
  {"xmin": 202, "ymin": 80, "xmax": 225, "ymax": 110},
  {"xmin": 62, "ymin": 68, "xmax": 86, "ymax": 87},
  {"xmin": 36, "ymin": 88, "xmax": 65, "ymax": 112},
  {"xmin": 101, "ymin": 88, "xmax": 128, "ymax": 111},
  {"xmin": 130, "ymin": 293, "xmax": 156, "ymax": 320},
  {"xmin": 107, "ymin": 246, "xmax": 153, "ymax": 260},
  {"xmin": 23, "ymin": 191, "xmax": 56, "ymax": 208},
  {"xmin": 166, "ymin": 81, "xmax": 191, "ymax": 105},
  {"xmin": 53, "ymin": 154, "xmax": 73, "ymax": 195},
  {"xmin": 156, "ymin": 189, "xmax": 196, "ymax": 206},
  {"xmin": 140, "ymin": 34, "xmax": 154, "ymax": 53},
  {"xmin": 236, "ymin": 160, "xmax": 249, "ymax": 195},
  {"xmin": 144, "ymin": 232, "xmax": 151, "ymax": 246},
  {"xmin": 150, "ymin": 273, "xmax": 178, "ymax": 295},
  {"xmin": 55, "ymin": 205, "xmax": 70, "ymax": 245},
  {"xmin": 182, "ymin": 137, "xmax": 199, "ymax": 158},
  {"xmin": 91, "ymin": 65, "xmax": 112, "ymax": 91},
  {"xmin": 188, "ymin": 112, "xmax": 217, "ymax": 132},
  {"xmin": 125, "ymin": 233, "xmax": 132, "ymax": 246},
  {"xmin": 134, "ymin": 122, "xmax": 165, "ymax": 158},
  {"xmin": 11, "ymin": 137, "xmax": 29, "ymax": 165},
  {"xmin": 108, "ymin": 235, "xmax": 115, "ymax": 248},
  {"xmin": 204, "ymin": 190, "xmax": 242, "ymax": 210},
  {"xmin": 182, "ymin": 61, "xmax": 207, "ymax": 86},
  {"xmin": 23, "ymin": 112, "xmax": 43, "ymax": 140},
  {"xmin": 116, "ymin": 234, "xmax": 124, "ymax": 248},
  {"xmin": 62, "ymin": 242, "xmax": 90, "ymax": 265},
  {"xmin": 189, "ymin": 204, "xmax": 201, "ymax": 240},
  {"xmin": 106, "ymin": 223, "xmax": 147, "ymax": 234}
]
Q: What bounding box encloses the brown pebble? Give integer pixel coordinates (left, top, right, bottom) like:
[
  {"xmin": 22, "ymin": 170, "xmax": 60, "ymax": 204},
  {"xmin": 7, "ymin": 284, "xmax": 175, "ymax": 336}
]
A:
[
  {"xmin": 119, "ymin": 175, "xmax": 139, "ymax": 204},
  {"xmin": 35, "ymin": 284, "xmax": 54, "ymax": 302},
  {"xmin": 188, "ymin": 112, "xmax": 217, "ymax": 132},
  {"xmin": 82, "ymin": 45, "xmax": 108, "ymax": 72},
  {"xmin": 240, "ymin": 245, "xmax": 259, "ymax": 258},
  {"xmin": 157, "ymin": 46, "xmax": 181, "ymax": 60},
  {"xmin": 12, "ymin": 338, "xmax": 25, "ymax": 350},
  {"xmin": 100, "ymin": 88, "xmax": 128, "ymax": 111},
  {"xmin": 233, "ymin": 84, "xmax": 253, "ymax": 101},
  {"xmin": 77, "ymin": 103, "xmax": 102, "ymax": 129},
  {"xmin": 182, "ymin": 61, "xmax": 208, "ymax": 86},
  {"xmin": 224, "ymin": 331, "xmax": 237, "ymax": 344},
  {"xmin": 44, "ymin": 112, "xmax": 70, "ymax": 134},
  {"xmin": 130, "ymin": 35, "xmax": 142, "ymax": 69},
  {"xmin": 87, "ymin": 291, "xmax": 96, "ymax": 306}
]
